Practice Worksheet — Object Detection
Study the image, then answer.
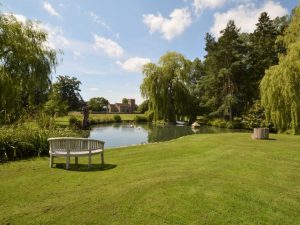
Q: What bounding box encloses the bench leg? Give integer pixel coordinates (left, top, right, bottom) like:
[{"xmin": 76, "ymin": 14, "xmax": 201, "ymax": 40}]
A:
[
  {"xmin": 66, "ymin": 155, "xmax": 70, "ymax": 170},
  {"xmin": 88, "ymin": 154, "xmax": 92, "ymax": 168},
  {"xmin": 75, "ymin": 157, "xmax": 78, "ymax": 165},
  {"xmin": 101, "ymin": 151, "xmax": 104, "ymax": 164},
  {"xmin": 49, "ymin": 155, "xmax": 54, "ymax": 168}
]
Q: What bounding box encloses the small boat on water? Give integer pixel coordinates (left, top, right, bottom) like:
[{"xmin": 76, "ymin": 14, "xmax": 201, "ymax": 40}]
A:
[
  {"xmin": 176, "ymin": 121, "xmax": 187, "ymax": 126},
  {"xmin": 191, "ymin": 121, "xmax": 200, "ymax": 128}
]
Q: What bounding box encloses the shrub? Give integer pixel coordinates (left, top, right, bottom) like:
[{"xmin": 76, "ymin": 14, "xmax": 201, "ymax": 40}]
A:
[
  {"xmin": 197, "ymin": 116, "xmax": 209, "ymax": 125},
  {"xmin": 113, "ymin": 115, "xmax": 122, "ymax": 123},
  {"xmin": 241, "ymin": 100, "xmax": 272, "ymax": 129},
  {"xmin": 0, "ymin": 126, "xmax": 84, "ymax": 162},
  {"xmin": 209, "ymin": 119, "xmax": 227, "ymax": 128},
  {"xmin": 36, "ymin": 113, "xmax": 55, "ymax": 129},
  {"xmin": 134, "ymin": 115, "xmax": 148, "ymax": 122},
  {"xmin": 89, "ymin": 118, "xmax": 114, "ymax": 125},
  {"xmin": 89, "ymin": 119, "xmax": 98, "ymax": 125},
  {"xmin": 208, "ymin": 118, "xmax": 244, "ymax": 129},
  {"xmin": 69, "ymin": 116, "xmax": 82, "ymax": 129}
]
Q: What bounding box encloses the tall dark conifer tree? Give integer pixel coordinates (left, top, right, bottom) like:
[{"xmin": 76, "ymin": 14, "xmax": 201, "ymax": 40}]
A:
[{"xmin": 201, "ymin": 21, "xmax": 247, "ymax": 120}]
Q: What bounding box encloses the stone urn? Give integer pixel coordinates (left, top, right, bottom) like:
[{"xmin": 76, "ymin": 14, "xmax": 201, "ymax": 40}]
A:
[
  {"xmin": 251, "ymin": 128, "xmax": 269, "ymax": 140},
  {"xmin": 191, "ymin": 121, "xmax": 200, "ymax": 128}
]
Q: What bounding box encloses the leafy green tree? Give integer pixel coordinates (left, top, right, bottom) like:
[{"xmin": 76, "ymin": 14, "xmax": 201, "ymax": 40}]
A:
[
  {"xmin": 251, "ymin": 12, "xmax": 279, "ymax": 74},
  {"xmin": 260, "ymin": 5, "xmax": 300, "ymax": 134},
  {"xmin": 52, "ymin": 75, "xmax": 83, "ymax": 111},
  {"xmin": 185, "ymin": 58, "xmax": 206, "ymax": 121},
  {"xmin": 88, "ymin": 97, "xmax": 109, "ymax": 111},
  {"xmin": 198, "ymin": 14, "xmax": 290, "ymax": 122},
  {"xmin": 200, "ymin": 21, "xmax": 247, "ymax": 120},
  {"xmin": 247, "ymin": 12, "xmax": 282, "ymax": 102},
  {"xmin": 0, "ymin": 14, "xmax": 57, "ymax": 123},
  {"xmin": 122, "ymin": 98, "xmax": 128, "ymax": 104},
  {"xmin": 273, "ymin": 15, "xmax": 291, "ymax": 54},
  {"xmin": 199, "ymin": 34, "xmax": 221, "ymax": 117},
  {"xmin": 43, "ymin": 93, "xmax": 68, "ymax": 117},
  {"xmin": 141, "ymin": 52, "xmax": 193, "ymax": 122},
  {"xmin": 137, "ymin": 100, "xmax": 149, "ymax": 114}
]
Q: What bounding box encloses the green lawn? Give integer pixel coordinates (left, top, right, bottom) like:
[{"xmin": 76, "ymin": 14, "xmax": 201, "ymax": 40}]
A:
[
  {"xmin": 0, "ymin": 133, "xmax": 300, "ymax": 224},
  {"xmin": 55, "ymin": 113, "xmax": 142, "ymax": 126}
]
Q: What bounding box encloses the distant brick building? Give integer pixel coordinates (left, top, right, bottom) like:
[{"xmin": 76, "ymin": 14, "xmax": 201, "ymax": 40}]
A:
[{"xmin": 108, "ymin": 99, "xmax": 136, "ymax": 113}]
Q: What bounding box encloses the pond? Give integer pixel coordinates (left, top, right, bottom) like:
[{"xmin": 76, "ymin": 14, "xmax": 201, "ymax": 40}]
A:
[{"xmin": 88, "ymin": 123, "xmax": 246, "ymax": 148}]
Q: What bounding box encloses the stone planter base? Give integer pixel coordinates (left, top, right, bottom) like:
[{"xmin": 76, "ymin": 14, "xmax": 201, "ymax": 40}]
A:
[{"xmin": 251, "ymin": 128, "xmax": 269, "ymax": 140}]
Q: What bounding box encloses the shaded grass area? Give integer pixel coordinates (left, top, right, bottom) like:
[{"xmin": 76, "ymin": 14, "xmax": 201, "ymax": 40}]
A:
[
  {"xmin": 55, "ymin": 113, "xmax": 143, "ymax": 126},
  {"xmin": 0, "ymin": 133, "xmax": 299, "ymax": 224}
]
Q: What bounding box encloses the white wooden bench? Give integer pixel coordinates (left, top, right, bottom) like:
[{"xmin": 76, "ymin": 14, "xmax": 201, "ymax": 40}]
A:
[{"xmin": 48, "ymin": 137, "xmax": 105, "ymax": 169}]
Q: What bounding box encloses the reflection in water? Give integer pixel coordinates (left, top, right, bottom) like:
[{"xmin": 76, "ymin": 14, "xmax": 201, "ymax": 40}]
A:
[
  {"xmin": 88, "ymin": 123, "xmax": 246, "ymax": 148},
  {"xmin": 146, "ymin": 124, "xmax": 194, "ymax": 143}
]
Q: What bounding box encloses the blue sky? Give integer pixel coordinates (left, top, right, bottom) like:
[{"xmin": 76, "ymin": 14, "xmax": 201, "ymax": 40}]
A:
[{"xmin": 1, "ymin": 0, "xmax": 298, "ymax": 104}]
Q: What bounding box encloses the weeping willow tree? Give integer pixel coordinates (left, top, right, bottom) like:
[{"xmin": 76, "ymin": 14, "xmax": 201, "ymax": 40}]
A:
[
  {"xmin": 0, "ymin": 14, "xmax": 57, "ymax": 124},
  {"xmin": 260, "ymin": 5, "xmax": 300, "ymax": 134},
  {"xmin": 140, "ymin": 52, "xmax": 195, "ymax": 123}
]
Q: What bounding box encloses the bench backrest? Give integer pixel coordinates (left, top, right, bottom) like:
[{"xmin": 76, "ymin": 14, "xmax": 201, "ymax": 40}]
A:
[{"xmin": 48, "ymin": 138, "xmax": 104, "ymax": 153}]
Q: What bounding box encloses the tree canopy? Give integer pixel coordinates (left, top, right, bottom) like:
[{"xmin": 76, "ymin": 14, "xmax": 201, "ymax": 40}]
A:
[
  {"xmin": 141, "ymin": 52, "xmax": 197, "ymax": 122},
  {"xmin": 52, "ymin": 75, "xmax": 83, "ymax": 111},
  {"xmin": 0, "ymin": 14, "xmax": 57, "ymax": 123},
  {"xmin": 88, "ymin": 97, "xmax": 109, "ymax": 112},
  {"xmin": 122, "ymin": 98, "xmax": 128, "ymax": 104},
  {"xmin": 200, "ymin": 21, "xmax": 247, "ymax": 120},
  {"xmin": 137, "ymin": 100, "xmax": 149, "ymax": 114},
  {"xmin": 260, "ymin": 5, "xmax": 300, "ymax": 134}
]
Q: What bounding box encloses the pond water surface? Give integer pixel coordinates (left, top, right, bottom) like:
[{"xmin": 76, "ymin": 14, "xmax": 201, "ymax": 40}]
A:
[{"xmin": 88, "ymin": 123, "xmax": 246, "ymax": 148}]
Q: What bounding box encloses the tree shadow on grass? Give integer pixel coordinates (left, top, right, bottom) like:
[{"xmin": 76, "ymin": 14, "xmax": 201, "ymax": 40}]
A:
[{"xmin": 53, "ymin": 163, "xmax": 117, "ymax": 172}]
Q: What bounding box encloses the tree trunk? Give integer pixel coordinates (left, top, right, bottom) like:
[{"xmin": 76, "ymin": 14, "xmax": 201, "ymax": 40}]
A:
[{"xmin": 82, "ymin": 105, "xmax": 90, "ymax": 129}]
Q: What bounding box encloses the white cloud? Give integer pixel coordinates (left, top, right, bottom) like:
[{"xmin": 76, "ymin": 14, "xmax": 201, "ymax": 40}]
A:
[
  {"xmin": 88, "ymin": 87, "xmax": 99, "ymax": 91},
  {"xmin": 43, "ymin": 2, "xmax": 60, "ymax": 17},
  {"xmin": 143, "ymin": 8, "xmax": 192, "ymax": 40},
  {"xmin": 89, "ymin": 12, "xmax": 110, "ymax": 30},
  {"xmin": 211, "ymin": 1, "xmax": 288, "ymax": 38},
  {"xmin": 260, "ymin": 1, "xmax": 288, "ymax": 19},
  {"xmin": 41, "ymin": 24, "xmax": 69, "ymax": 49},
  {"xmin": 193, "ymin": 0, "xmax": 226, "ymax": 13},
  {"xmin": 89, "ymin": 12, "xmax": 121, "ymax": 38},
  {"xmin": 3, "ymin": 13, "xmax": 27, "ymax": 23},
  {"xmin": 116, "ymin": 57, "xmax": 151, "ymax": 73},
  {"xmin": 93, "ymin": 35, "xmax": 124, "ymax": 57},
  {"xmin": 14, "ymin": 14, "xmax": 27, "ymax": 23}
]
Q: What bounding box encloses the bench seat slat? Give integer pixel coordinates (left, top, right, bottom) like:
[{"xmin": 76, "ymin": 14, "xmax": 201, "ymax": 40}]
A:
[{"xmin": 51, "ymin": 149, "xmax": 103, "ymax": 157}]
